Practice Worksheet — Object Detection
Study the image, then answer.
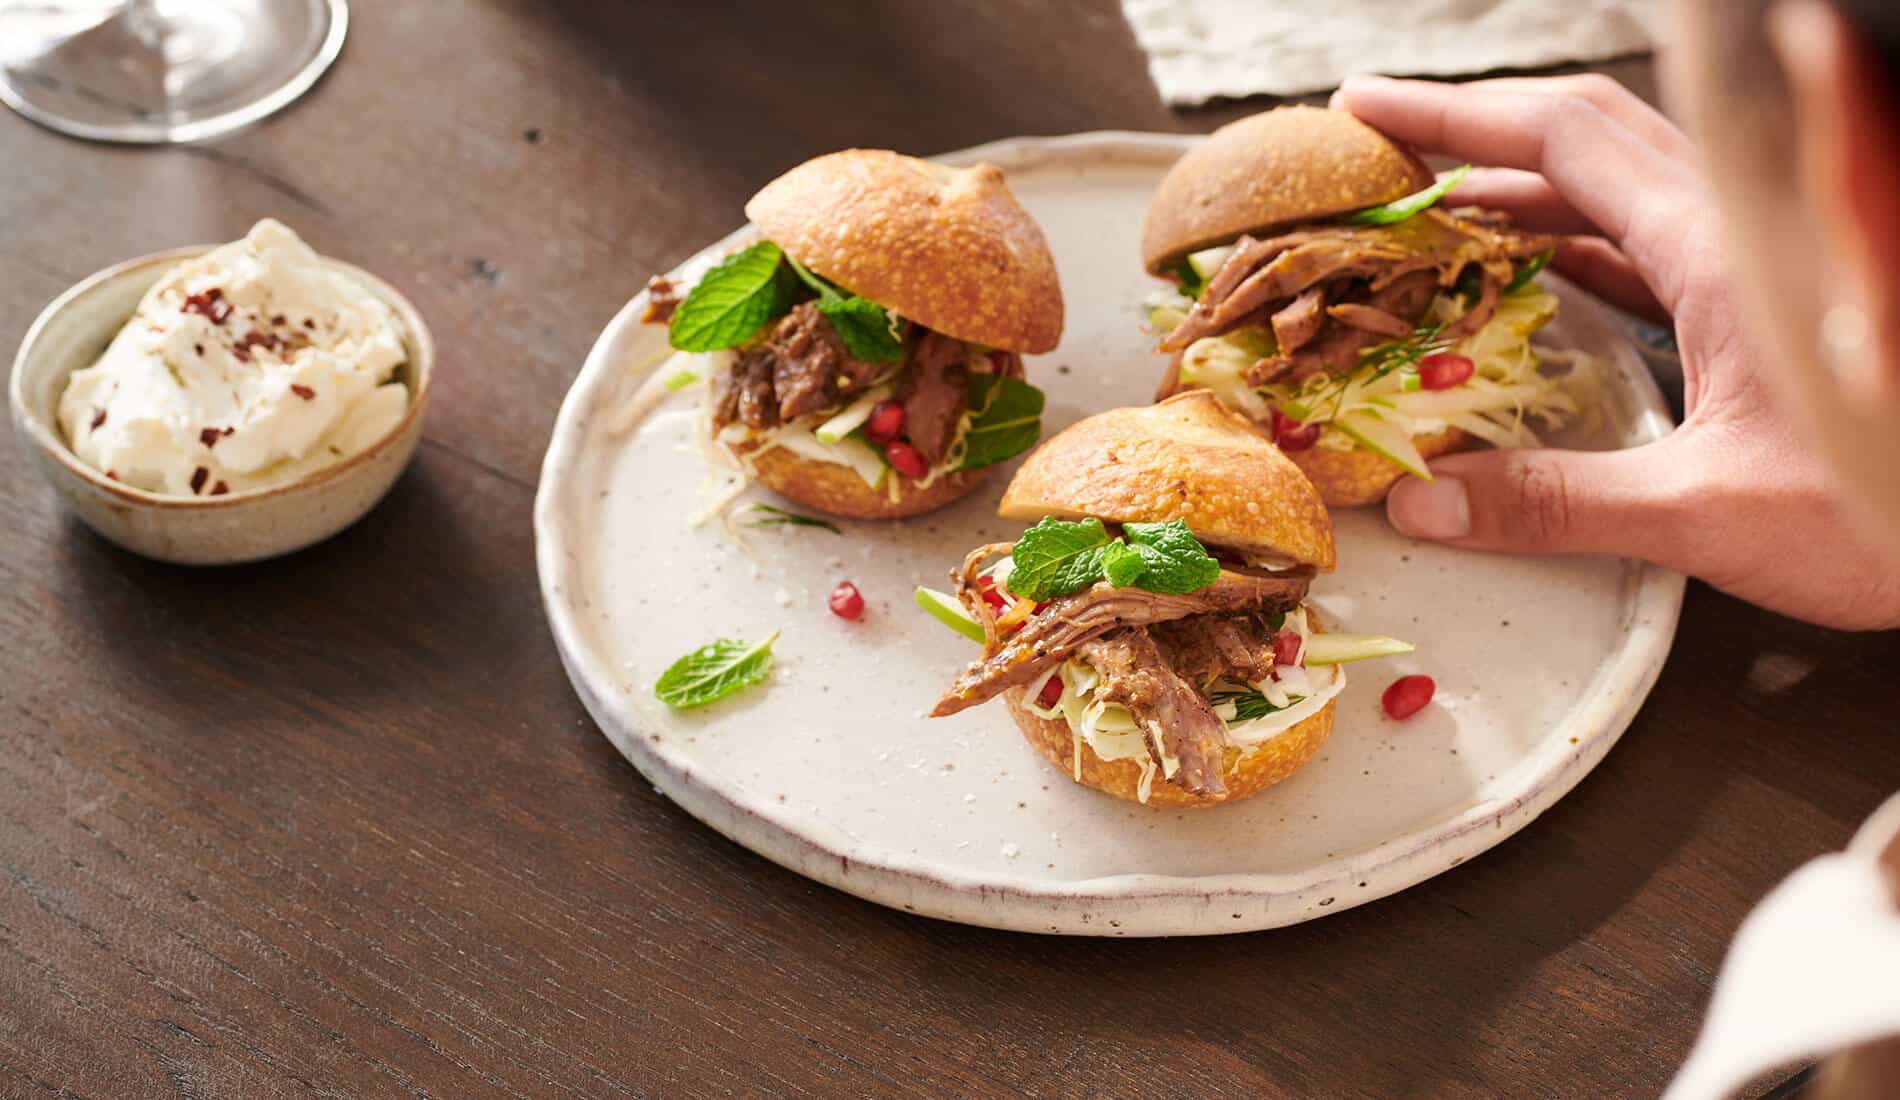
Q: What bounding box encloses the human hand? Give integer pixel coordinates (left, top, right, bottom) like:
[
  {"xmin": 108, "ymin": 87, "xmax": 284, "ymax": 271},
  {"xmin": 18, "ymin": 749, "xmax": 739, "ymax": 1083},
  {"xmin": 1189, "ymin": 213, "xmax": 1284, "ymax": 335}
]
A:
[{"xmin": 1333, "ymin": 73, "xmax": 1900, "ymax": 631}]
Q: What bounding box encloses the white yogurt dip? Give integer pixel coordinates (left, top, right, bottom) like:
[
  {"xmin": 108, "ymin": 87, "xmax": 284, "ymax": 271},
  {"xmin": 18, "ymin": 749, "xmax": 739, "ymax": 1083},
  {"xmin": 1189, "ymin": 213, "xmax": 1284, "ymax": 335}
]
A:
[{"xmin": 58, "ymin": 219, "xmax": 409, "ymax": 496}]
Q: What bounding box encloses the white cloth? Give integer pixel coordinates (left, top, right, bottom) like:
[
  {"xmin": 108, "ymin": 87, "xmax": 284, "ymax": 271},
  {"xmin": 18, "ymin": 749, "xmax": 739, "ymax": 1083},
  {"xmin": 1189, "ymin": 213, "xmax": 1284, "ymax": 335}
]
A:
[
  {"xmin": 1665, "ymin": 794, "xmax": 1900, "ymax": 1100},
  {"xmin": 1119, "ymin": 0, "xmax": 1661, "ymax": 105}
]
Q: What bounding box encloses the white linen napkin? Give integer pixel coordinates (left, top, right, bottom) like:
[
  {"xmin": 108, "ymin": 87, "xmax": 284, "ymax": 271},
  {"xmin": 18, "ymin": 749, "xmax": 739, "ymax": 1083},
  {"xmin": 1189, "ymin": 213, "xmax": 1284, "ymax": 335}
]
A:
[
  {"xmin": 1665, "ymin": 794, "xmax": 1900, "ymax": 1100},
  {"xmin": 1120, "ymin": 0, "xmax": 1661, "ymax": 105}
]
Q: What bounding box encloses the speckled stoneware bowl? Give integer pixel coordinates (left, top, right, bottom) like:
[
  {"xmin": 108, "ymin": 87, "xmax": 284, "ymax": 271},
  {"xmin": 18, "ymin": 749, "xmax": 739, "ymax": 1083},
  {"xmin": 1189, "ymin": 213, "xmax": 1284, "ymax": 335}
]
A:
[
  {"xmin": 537, "ymin": 133, "xmax": 1685, "ymax": 936},
  {"xmin": 9, "ymin": 245, "xmax": 434, "ymax": 565}
]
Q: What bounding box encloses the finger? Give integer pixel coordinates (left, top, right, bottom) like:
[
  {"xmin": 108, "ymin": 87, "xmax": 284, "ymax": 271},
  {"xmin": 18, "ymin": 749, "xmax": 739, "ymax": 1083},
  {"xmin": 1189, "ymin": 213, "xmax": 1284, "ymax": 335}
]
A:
[
  {"xmin": 1385, "ymin": 441, "xmax": 1685, "ymax": 561},
  {"xmin": 1449, "ymin": 167, "xmax": 1602, "ymax": 236},
  {"xmin": 1552, "ymin": 237, "xmax": 1672, "ymax": 324},
  {"xmin": 1336, "ymin": 74, "xmax": 1704, "ymax": 311},
  {"xmin": 1459, "ymin": 74, "xmax": 1696, "ymax": 160}
]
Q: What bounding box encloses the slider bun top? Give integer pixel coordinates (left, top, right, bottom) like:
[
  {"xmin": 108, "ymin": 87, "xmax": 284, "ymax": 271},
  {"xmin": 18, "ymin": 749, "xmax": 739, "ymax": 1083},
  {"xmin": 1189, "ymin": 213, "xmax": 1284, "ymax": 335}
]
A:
[
  {"xmin": 1140, "ymin": 105, "xmax": 1433, "ymax": 273},
  {"xmin": 998, "ymin": 391, "xmax": 1336, "ymax": 572},
  {"xmin": 745, "ymin": 150, "xmax": 1063, "ymax": 354}
]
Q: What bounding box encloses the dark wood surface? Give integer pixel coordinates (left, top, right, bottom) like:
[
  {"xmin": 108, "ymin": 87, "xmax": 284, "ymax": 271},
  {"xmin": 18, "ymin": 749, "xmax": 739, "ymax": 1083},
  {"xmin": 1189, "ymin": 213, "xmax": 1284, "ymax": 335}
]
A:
[{"xmin": 3, "ymin": 3, "xmax": 1893, "ymax": 1096}]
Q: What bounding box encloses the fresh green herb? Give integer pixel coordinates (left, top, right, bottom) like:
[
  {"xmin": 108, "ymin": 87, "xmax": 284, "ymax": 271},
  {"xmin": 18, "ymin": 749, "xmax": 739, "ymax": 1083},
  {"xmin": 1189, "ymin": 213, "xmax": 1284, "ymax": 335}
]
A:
[
  {"xmin": 1299, "ymin": 323, "xmax": 1451, "ymax": 424},
  {"xmin": 1166, "ymin": 258, "xmax": 1207, "ymax": 300},
  {"xmin": 1503, "ymin": 248, "xmax": 1554, "ymax": 295},
  {"xmin": 1003, "ymin": 517, "xmax": 1221, "ymax": 601},
  {"xmin": 1210, "ymin": 688, "xmax": 1289, "ymax": 724},
  {"xmin": 668, "ymin": 242, "xmax": 797, "ymax": 351},
  {"xmin": 1121, "ymin": 521, "xmax": 1224, "ymax": 594},
  {"xmin": 654, "ymin": 632, "xmax": 780, "ymax": 709},
  {"xmin": 957, "ymin": 375, "xmax": 1045, "ymax": 471},
  {"xmin": 1100, "ymin": 540, "xmax": 1148, "ymax": 587},
  {"xmin": 739, "ymin": 504, "xmax": 841, "ymax": 535},
  {"xmin": 1358, "ymin": 323, "xmax": 1450, "ymax": 386},
  {"xmin": 1344, "ymin": 164, "xmax": 1471, "ymax": 226},
  {"xmin": 1452, "ymin": 263, "xmax": 1484, "ymax": 307},
  {"xmin": 1005, "ymin": 517, "xmax": 1115, "ymax": 601},
  {"xmin": 785, "ymin": 254, "xmax": 906, "ymax": 362}
]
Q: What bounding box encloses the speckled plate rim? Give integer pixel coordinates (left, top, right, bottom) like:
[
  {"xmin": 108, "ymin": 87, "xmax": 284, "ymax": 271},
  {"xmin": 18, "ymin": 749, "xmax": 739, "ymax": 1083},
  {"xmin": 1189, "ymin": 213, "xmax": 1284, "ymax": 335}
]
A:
[{"xmin": 535, "ymin": 131, "xmax": 1686, "ymax": 936}]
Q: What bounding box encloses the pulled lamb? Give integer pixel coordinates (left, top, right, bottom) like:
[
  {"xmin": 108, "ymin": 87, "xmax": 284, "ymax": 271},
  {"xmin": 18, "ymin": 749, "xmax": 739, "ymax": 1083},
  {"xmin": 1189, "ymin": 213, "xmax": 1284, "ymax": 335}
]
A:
[
  {"xmin": 711, "ymin": 304, "xmax": 1018, "ymax": 467},
  {"xmin": 931, "ymin": 544, "xmax": 1315, "ymax": 798},
  {"xmin": 1158, "ymin": 208, "xmax": 1556, "ymax": 387}
]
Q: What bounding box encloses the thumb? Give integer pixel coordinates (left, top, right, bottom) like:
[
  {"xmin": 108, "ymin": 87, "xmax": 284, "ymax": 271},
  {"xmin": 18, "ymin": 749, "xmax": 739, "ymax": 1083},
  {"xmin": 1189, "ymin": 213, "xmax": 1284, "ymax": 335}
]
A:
[{"xmin": 1385, "ymin": 443, "xmax": 1681, "ymax": 559}]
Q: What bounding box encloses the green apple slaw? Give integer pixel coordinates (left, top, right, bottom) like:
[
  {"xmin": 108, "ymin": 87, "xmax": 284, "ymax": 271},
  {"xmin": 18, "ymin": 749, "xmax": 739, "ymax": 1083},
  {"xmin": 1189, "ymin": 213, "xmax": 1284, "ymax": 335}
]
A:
[{"xmin": 1151, "ymin": 274, "xmax": 1592, "ymax": 479}]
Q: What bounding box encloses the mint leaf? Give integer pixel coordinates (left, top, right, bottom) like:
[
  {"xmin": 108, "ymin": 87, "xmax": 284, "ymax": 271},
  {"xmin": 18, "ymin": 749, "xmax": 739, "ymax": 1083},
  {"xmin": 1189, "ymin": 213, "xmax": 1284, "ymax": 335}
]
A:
[
  {"xmin": 1122, "ymin": 520, "xmax": 1221, "ymax": 594},
  {"xmin": 1005, "ymin": 517, "xmax": 1113, "ymax": 601},
  {"xmin": 655, "ymin": 632, "xmax": 779, "ymax": 709},
  {"xmin": 1100, "ymin": 540, "xmax": 1148, "ymax": 588},
  {"xmin": 668, "ymin": 242, "xmax": 795, "ymax": 351},
  {"xmin": 784, "ymin": 253, "xmax": 905, "ymax": 362},
  {"xmin": 1211, "ymin": 688, "xmax": 1290, "ymax": 723},
  {"xmin": 1166, "ymin": 258, "xmax": 1206, "ymax": 300},
  {"xmin": 1344, "ymin": 165, "xmax": 1470, "ymax": 226},
  {"xmin": 1503, "ymin": 248, "xmax": 1554, "ymax": 295},
  {"xmin": 817, "ymin": 296, "xmax": 905, "ymax": 362},
  {"xmin": 958, "ymin": 375, "xmax": 1045, "ymax": 471}
]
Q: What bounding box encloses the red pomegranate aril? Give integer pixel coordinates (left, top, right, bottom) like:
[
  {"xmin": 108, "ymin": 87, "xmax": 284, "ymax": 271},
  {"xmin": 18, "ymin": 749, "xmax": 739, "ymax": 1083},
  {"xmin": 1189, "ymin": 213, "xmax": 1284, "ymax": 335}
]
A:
[
  {"xmin": 828, "ymin": 581, "xmax": 865, "ymax": 621},
  {"xmin": 976, "ymin": 575, "xmax": 1009, "ymax": 611},
  {"xmin": 1270, "ymin": 407, "xmax": 1321, "ymax": 452},
  {"xmin": 1382, "ymin": 675, "xmax": 1436, "ymax": 720},
  {"xmin": 864, "ymin": 399, "xmax": 906, "ymax": 445},
  {"xmin": 1418, "ymin": 353, "xmax": 1475, "ymax": 391},
  {"xmin": 1273, "ymin": 628, "xmax": 1303, "ymax": 668},
  {"xmin": 1035, "ymin": 674, "xmax": 1064, "ymax": 709},
  {"xmin": 885, "ymin": 440, "xmax": 928, "ymax": 479}
]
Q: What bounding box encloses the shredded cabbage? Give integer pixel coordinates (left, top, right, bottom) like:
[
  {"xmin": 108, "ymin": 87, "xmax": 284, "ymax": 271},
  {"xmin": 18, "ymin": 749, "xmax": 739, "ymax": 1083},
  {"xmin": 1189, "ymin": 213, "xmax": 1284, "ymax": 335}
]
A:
[{"xmin": 1174, "ymin": 281, "xmax": 1596, "ymax": 460}]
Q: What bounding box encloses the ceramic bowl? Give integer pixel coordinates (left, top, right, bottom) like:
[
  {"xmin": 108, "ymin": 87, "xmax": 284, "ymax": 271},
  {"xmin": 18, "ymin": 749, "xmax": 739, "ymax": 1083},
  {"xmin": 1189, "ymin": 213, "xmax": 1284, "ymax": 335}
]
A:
[{"xmin": 8, "ymin": 246, "xmax": 435, "ymax": 565}]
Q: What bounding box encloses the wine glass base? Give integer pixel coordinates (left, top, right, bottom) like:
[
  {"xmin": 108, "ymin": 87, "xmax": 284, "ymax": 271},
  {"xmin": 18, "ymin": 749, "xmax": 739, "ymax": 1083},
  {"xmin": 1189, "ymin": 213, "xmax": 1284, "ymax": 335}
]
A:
[{"xmin": 0, "ymin": 0, "xmax": 348, "ymax": 144}]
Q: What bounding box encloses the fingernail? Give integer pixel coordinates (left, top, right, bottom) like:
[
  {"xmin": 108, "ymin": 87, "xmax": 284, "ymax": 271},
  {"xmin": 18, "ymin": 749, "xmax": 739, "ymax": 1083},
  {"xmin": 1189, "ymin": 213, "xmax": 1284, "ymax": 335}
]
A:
[{"xmin": 1388, "ymin": 475, "xmax": 1471, "ymax": 540}]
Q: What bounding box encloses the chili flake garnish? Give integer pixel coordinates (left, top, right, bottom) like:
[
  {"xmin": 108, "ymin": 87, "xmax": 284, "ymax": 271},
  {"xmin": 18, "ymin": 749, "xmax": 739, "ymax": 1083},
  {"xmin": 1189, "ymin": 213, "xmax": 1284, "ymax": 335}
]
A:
[
  {"xmin": 209, "ymin": 481, "xmax": 229, "ymax": 496},
  {"xmin": 189, "ymin": 467, "xmax": 209, "ymax": 494},
  {"xmin": 290, "ymin": 384, "xmax": 315, "ymax": 400},
  {"xmin": 89, "ymin": 408, "xmax": 106, "ymax": 430},
  {"xmin": 182, "ymin": 288, "xmax": 232, "ymax": 325}
]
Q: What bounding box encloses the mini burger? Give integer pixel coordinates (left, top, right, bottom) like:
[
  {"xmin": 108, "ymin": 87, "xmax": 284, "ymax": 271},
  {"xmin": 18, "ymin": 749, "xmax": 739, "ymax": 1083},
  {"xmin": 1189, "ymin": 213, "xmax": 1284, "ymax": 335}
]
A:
[
  {"xmin": 650, "ymin": 150, "xmax": 1063, "ymax": 519},
  {"xmin": 1142, "ymin": 106, "xmax": 1582, "ymax": 507},
  {"xmin": 916, "ymin": 391, "xmax": 1410, "ymax": 808}
]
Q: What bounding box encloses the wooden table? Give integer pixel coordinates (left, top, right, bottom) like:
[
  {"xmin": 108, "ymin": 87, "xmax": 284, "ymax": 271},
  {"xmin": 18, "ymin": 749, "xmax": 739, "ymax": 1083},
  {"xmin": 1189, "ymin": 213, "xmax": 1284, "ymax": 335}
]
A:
[{"xmin": 4, "ymin": 3, "xmax": 1894, "ymax": 1096}]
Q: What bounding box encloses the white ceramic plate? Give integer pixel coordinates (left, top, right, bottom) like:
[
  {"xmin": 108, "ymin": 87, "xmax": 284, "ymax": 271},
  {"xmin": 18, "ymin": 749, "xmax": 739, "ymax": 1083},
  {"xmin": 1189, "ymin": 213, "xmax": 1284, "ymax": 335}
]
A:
[{"xmin": 536, "ymin": 133, "xmax": 1684, "ymax": 936}]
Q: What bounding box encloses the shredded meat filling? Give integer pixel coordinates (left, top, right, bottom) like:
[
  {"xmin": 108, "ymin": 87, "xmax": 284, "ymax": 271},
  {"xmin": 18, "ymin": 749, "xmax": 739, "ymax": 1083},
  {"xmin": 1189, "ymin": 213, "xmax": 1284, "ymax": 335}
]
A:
[
  {"xmin": 899, "ymin": 331, "xmax": 970, "ymax": 465},
  {"xmin": 1157, "ymin": 207, "xmax": 1556, "ymax": 389},
  {"xmin": 1078, "ymin": 629, "xmax": 1230, "ymax": 797},
  {"xmin": 930, "ymin": 562, "xmax": 1311, "ymax": 717}
]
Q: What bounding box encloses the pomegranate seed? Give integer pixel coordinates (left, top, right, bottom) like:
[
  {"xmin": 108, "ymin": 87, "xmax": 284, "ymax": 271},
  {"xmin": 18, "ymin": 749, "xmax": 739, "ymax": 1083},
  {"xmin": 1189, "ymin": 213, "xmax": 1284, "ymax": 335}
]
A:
[
  {"xmin": 1382, "ymin": 675, "xmax": 1436, "ymax": 720},
  {"xmin": 864, "ymin": 399, "xmax": 906, "ymax": 445},
  {"xmin": 1035, "ymin": 674, "xmax": 1064, "ymax": 709},
  {"xmin": 1418, "ymin": 353, "xmax": 1475, "ymax": 390},
  {"xmin": 885, "ymin": 440, "xmax": 928, "ymax": 479},
  {"xmin": 976, "ymin": 576, "xmax": 1009, "ymax": 611},
  {"xmin": 1273, "ymin": 628, "xmax": 1303, "ymax": 668},
  {"xmin": 1269, "ymin": 406, "xmax": 1320, "ymax": 452},
  {"xmin": 828, "ymin": 581, "xmax": 865, "ymax": 621}
]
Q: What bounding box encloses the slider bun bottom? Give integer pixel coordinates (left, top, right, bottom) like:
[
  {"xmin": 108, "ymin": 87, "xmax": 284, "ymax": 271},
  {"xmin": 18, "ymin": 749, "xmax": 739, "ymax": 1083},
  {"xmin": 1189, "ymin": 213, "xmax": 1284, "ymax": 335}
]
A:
[
  {"xmin": 1286, "ymin": 427, "xmax": 1474, "ymax": 508},
  {"xmin": 1004, "ymin": 686, "xmax": 1336, "ymax": 809},
  {"xmin": 741, "ymin": 441, "xmax": 988, "ymax": 520}
]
